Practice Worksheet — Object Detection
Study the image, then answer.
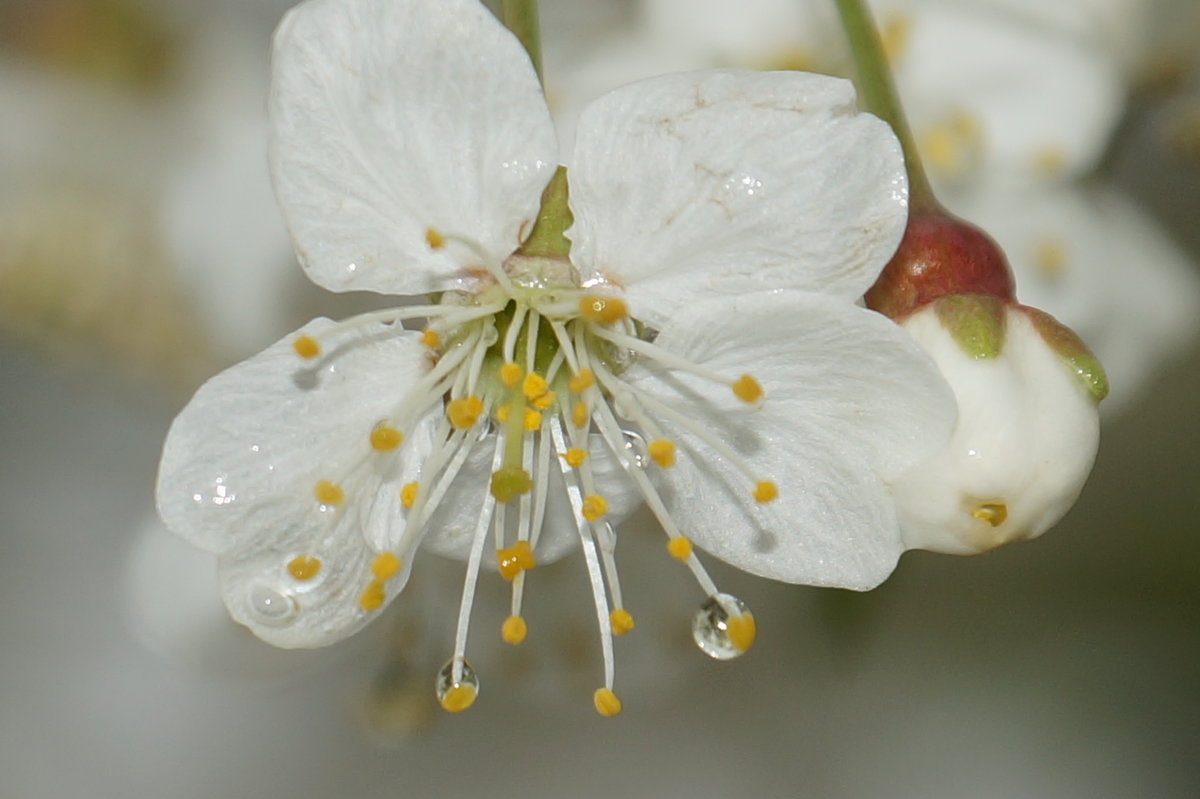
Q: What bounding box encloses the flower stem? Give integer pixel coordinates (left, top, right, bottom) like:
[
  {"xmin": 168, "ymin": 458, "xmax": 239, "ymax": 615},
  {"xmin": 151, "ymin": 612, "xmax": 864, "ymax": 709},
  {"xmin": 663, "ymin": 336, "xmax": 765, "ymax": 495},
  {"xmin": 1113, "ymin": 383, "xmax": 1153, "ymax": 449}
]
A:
[
  {"xmin": 501, "ymin": 0, "xmax": 543, "ymax": 85},
  {"xmin": 832, "ymin": 0, "xmax": 938, "ymax": 213}
]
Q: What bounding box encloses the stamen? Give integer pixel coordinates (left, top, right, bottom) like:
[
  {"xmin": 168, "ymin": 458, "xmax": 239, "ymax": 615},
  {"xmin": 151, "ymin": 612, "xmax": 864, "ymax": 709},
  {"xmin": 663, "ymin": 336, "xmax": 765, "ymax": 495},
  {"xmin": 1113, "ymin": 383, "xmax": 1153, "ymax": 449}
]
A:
[
  {"xmin": 569, "ymin": 368, "xmax": 594, "ymax": 394},
  {"xmin": 609, "ymin": 608, "xmax": 635, "ymax": 635},
  {"xmin": 523, "ymin": 408, "xmax": 543, "ymax": 431},
  {"xmin": 972, "ymin": 502, "xmax": 1008, "ymax": 527},
  {"xmin": 496, "ymin": 540, "xmax": 536, "ymax": 581},
  {"xmin": 446, "ymin": 395, "xmax": 484, "ymax": 429},
  {"xmin": 667, "ymin": 536, "xmax": 693, "ymax": 561},
  {"xmin": 754, "ymin": 480, "xmax": 778, "ymax": 504},
  {"xmin": 359, "ymin": 579, "xmax": 386, "ymax": 612},
  {"xmin": 731, "ymin": 374, "xmax": 764, "ymax": 404},
  {"xmin": 400, "ymin": 481, "xmax": 419, "ymax": 509},
  {"xmin": 579, "ymin": 295, "xmax": 628, "ymax": 325},
  {"xmin": 523, "ymin": 372, "xmax": 549, "ymax": 401},
  {"xmin": 490, "ymin": 465, "xmax": 532, "ymax": 502},
  {"xmin": 369, "ymin": 424, "xmax": 404, "ymax": 451},
  {"xmin": 371, "ymin": 552, "xmax": 403, "ymax": 580},
  {"xmin": 286, "ymin": 555, "xmax": 321, "ymax": 581},
  {"xmin": 531, "ymin": 390, "xmax": 556, "ymax": 410},
  {"xmin": 313, "ymin": 480, "xmax": 344, "ymax": 505},
  {"xmin": 593, "ymin": 688, "xmax": 622, "ymax": 717},
  {"xmin": 293, "ymin": 334, "xmax": 320, "ymax": 359},
  {"xmin": 500, "ymin": 361, "xmax": 522, "ymax": 388},
  {"xmin": 572, "ymin": 400, "xmax": 589, "ymax": 428},
  {"xmin": 647, "ymin": 439, "xmax": 675, "ymax": 468},
  {"xmin": 502, "ymin": 304, "xmax": 528, "ymax": 365},
  {"xmin": 561, "ymin": 448, "xmax": 588, "ymax": 467},
  {"xmin": 582, "ymin": 494, "xmax": 608, "ymax": 522},
  {"xmin": 425, "ymin": 227, "xmax": 446, "ymax": 249},
  {"xmin": 420, "ymin": 328, "xmax": 441, "ymax": 348},
  {"xmin": 501, "ymin": 615, "xmax": 528, "ymax": 645}
]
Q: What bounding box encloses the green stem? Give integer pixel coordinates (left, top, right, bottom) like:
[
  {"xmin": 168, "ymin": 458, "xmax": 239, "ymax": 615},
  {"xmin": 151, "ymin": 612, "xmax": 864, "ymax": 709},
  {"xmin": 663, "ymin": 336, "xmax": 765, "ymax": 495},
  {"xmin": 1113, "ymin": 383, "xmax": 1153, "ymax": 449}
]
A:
[
  {"xmin": 501, "ymin": 0, "xmax": 543, "ymax": 85},
  {"xmin": 832, "ymin": 0, "xmax": 939, "ymax": 213}
]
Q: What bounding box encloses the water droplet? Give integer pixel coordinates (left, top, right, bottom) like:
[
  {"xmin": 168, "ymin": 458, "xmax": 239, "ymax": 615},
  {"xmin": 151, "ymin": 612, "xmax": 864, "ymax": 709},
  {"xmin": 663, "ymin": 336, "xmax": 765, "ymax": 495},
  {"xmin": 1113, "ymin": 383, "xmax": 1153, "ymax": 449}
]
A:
[
  {"xmin": 247, "ymin": 583, "xmax": 297, "ymax": 626},
  {"xmin": 621, "ymin": 429, "xmax": 649, "ymax": 469},
  {"xmin": 435, "ymin": 657, "xmax": 479, "ymax": 712},
  {"xmin": 480, "ymin": 325, "xmax": 500, "ymax": 346},
  {"xmin": 692, "ymin": 593, "xmax": 754, "ymax": 660}
]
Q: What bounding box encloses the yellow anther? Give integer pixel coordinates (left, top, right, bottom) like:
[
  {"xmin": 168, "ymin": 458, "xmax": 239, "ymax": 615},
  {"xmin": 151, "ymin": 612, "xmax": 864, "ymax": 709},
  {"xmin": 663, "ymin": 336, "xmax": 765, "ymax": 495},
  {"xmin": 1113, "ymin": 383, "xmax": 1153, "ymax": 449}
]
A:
[
  {"xmin": 582, "ymin": 494, "xmax": 608, "ymax": 522},
  {"xmin": 732, "ymin": 374, "xmax": 764, "ymax": 404},
  {"xmin": 314, "ymin": 480, "xmax": 344, "ymax": 505},
  {"xmin": 523, "ymin": 407, "xmax": 542, "ymax": 431},
  {"xmin": 725, "ymin": 611, "xmax": 757, "ymax": 653},
  {"xmin": 286, "ymin": 555, "xmax": 321, "ymax": 582},
  {"xmin": 880, "ymin": 12, "xmax": 912, "ymax": 63},
  {"xmin": 501, "ymin": 615, "xmax": 528, "ymax": 645},
  {"xmin": 440, "ymin": 684, "xmax": 477, "ymax": 713},
  {"xmin": 400, "ymin": 481, "xmax": 419, "ymax": 509},
  {"xmin": 609, "ymin": 608, "xmax": 635, "ymax": 635},
  {"xmin": 491, "ymin": 466, "xmax": 533, "ymax": 503},
  {"xmin": 371, "ymin": 552, "xmax": 403, "ymax": 580},
  {"xmin": 763, "ymin": 48, "xmax": 815, "ymax": 72},
  {"xmin": 425, "ymin": 227, "xmax": 446, "ymax": 249},
  {"xmin": 420, "ymin": 328, "xmax": 441, "ymax": 348},
  {"xmin": 572, "ymin": 400, "xmax": 589, "ymax": 428},
  {"xmin": 531, "ymin": 390, "xmax": 556, "ymax": 410},
  {"xmin": 369, "ymin": 425, "xmax": 404, "ymax": 451},
  {"xmin": 447, "ymin": 395, "xmax": 484, "ymax": 429},
  {"xmin": 359, "ymin": 579, "xmax": 386, "ymax": 612},
  {"xmin": 568, "ymin": 369, "xmax": 594, "ymax": 394},
  {"xmin": 293, "ymin": 334, "xmax": 320, "ymax": 359},
  {"xmin": 1033, "ymin": 237, "xmax": 1068, "ymax": 280},
  {"xmin": 496, "ymin": 540, "xmax": 536, "ymax": 580},
  {"xmin": 495, "ymin": 403, "xmax": 511, "ymax": 423},
  {"xmin": 647, "ymin": 439, "xmax": 676, "ymax": 468},
  {"xmin": 754, "ymin": 480, "xmax": 778, "ymax": 504},
  {"xmin": 972, "ymin": 502, "xmax": 1008, "ymax": 527},
  {"xmin": 593, "ymin": 687, "xmax": 623, "ymax": 717},
  {"xmin": 579, "ymin": 295, "xmax": 628, "ymax": 324},
  {"xmin": 667, "ymin": 536, "xmax": 693, "ymax": 561},
  {"xmin": 499, "ymin": 361, "xmax": 522, "ymax": 388},
  {"xmin": 1033, "ymin": 144, "xmax": 1066, "ymax": 177},
  {"xmin": 561, "ymin": 448, "xmax": 588, "ymax": 468},
  {"xmin": 522, "ymin": 372, "xmax": 549, "ymax": 401}
]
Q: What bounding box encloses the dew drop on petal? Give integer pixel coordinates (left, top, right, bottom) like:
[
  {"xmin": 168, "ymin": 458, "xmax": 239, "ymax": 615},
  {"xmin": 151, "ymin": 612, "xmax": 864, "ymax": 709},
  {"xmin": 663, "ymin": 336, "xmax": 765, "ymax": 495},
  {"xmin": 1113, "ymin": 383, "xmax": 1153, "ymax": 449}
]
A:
[
  {"xmin": 435, "ymin": 657, "xmax": 479, "ymax": 712},
  {"xmin": 692, "ymin": 593, "xmax": 754, "ymax": 661},
  {"xmin": 247, "ymin": 583, "xmax": 298, "ymax": 626}
]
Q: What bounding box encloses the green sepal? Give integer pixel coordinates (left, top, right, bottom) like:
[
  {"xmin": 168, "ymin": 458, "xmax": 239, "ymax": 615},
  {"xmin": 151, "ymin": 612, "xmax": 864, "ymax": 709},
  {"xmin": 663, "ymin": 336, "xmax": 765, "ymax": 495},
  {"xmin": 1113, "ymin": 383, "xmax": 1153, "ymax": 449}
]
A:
[
  {"xmin": 933, "ymin": 294, "xmax": 1007, "ymax": 359},
  {"xmin": 1021, "ymin": 306, "xmax": 1109, "ymax": 402},
  {"xmin": 516, "ymin": 165, "xmax": 572, "ymax": 259}
]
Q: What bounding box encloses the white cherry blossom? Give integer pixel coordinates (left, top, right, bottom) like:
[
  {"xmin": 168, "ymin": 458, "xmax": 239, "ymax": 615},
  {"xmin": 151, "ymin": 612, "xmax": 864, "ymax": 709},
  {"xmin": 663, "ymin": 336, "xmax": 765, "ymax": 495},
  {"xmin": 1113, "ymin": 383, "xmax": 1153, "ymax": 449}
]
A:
[{"xmin": 156, "ymin": 0, "xmax": 955, "ymax": 715}]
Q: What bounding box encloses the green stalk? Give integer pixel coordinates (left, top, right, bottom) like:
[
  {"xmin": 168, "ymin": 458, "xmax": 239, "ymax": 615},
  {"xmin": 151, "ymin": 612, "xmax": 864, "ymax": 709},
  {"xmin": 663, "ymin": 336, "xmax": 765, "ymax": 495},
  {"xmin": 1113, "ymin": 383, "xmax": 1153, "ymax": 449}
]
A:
[
  {"xmin": 832, "ymin": 0, "xmax": 938, "ymax": 212},
  {"xmin": 501, "ymin": 0, "xmax": 543, "ymax": 85}
]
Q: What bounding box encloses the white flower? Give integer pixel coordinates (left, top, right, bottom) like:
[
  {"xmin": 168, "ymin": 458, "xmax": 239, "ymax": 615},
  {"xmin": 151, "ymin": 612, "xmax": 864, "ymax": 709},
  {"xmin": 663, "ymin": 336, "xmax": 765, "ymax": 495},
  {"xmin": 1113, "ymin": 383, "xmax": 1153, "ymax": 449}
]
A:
[
  {"xmin": 156, "ymin": 0, "xmax": 955, "ymax": 714},
  {"xmin": 893, "ymin": 299, "xmax": 1102, "ymax": 554}
]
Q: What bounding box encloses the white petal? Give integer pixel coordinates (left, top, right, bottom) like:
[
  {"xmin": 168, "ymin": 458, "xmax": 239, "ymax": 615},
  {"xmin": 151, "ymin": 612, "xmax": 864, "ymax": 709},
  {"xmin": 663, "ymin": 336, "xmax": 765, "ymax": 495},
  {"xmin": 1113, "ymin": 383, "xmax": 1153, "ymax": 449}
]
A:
[
  {"xmin": 156, "ymin": 319, "xmax": 439, "ymax": 647},
  {"xmin": 269, "ymin": 0, "xmax": 558, "ymax": 295},
  {"xmin": 567, "ymin": 70, "xmax": 908, "ymax": 330},
  {"xmin": 625, "ymin": 291, "xmax": 956, "ymax": 588}
]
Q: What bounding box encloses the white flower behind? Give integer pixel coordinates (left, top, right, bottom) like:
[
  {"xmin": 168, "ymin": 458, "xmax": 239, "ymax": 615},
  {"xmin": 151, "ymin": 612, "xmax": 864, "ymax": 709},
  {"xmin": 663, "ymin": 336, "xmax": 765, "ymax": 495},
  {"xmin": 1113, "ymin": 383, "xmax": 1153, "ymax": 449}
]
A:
[{"xmin": 157, "ymin": 0, "xmax": 955, "ymax": 715}]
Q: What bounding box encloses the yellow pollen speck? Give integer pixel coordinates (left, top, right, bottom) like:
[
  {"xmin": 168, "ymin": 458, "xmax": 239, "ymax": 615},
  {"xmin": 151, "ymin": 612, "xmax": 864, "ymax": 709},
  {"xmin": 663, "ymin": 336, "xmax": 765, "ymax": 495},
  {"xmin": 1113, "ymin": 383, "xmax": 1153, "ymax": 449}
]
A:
[
  {"xmin": 370, "ymin": 425, "xmax": 404, "ymax": 451},
  {"xmin": 582, "ymin": 494, "xmax": 608, "ymax": 522},
  {"xmin": 726, "ymin": 612, "xmax": 757, "ymax": 653},
  {"xmin": 501, "ymin": 615, "xmax": 528, "ymax": 645},
  {"xmin": 593, "ymin": 687, "xmax": 622, "ymax": 717},
  {"xmin": 440, "ymin": 684, "xmax": 477, "ymax": 713},
  {"xmin": 1034, "ymin": 144, "xmax": 1066, "ymax": 176},
  {"xmin": 371, "ymin": 552, "xmax": 402, "ymax": 580},
  {"xmin": 523, "ymin": 407, "xmax": 542, "ymax": 431},
  {"xmin": 647, "ymin": 439, "xmax": 676, "ymax": 468},
  {"xmin": 293, "ymin": 334, "xmax": 320, "ymax": 359},
  {"xmin": 400, "ymin": 481, "xmax": 419, "ymax": 509},
  {"xmin": 447, "ymin": 395, "xmax": 484, "ymax": 429},
  {"xmin": 531, "ymin": 390, "xmax": 556, "ymax": 410},
  {"xmin": 496, "ymin": 540, "xmax": 536, "ymax": 580},
  {"xmin": 314, "ymin": 480, "xmax": 344, "ymax": 505},
  {"xmin": 495, "ymin": 403, "xmax": 511, "ymax": 423},
  {"xmin": 881, "ymin": 12, "xmax": 912, "ymax": 63},
  {"xmin": 522, "ymin": 372, "xmax": 549, "ymax": 401},
  {"xmin": 500, "ymin": 361, "xmax": 522, "ymax": 388},
  {"xmin": 1033, "ymin": 238, "xmax": 1068, "ymax": 280},
  {"xmin": 572, "ymin": 400, "xmax": 589, "ymax": 428},
  {"xmin": 561, "ymin": 448, "xmax": 588, "ymax": 468},
  {"xmin": 359, "ymin": 579, "xmax": 386, "ymax": 612},
  {"xmin": 425, "ymin": 227, "xmax": 446, "ymax": 249},
  {"xmin": 287, "ymin": 555, "xmax": 321, "ymax": 581},
  {"xmin": 420, "ymin": 328, "xmax": 440, "ymax": 348},
  {"xmin": 579, "ymin": 295, "xmax": 628, "ymax": 324},
  {"xmin": 491, "ymin": 466, "xmax": 533, "ymax": 503},
  {"xmin": 754, "ymin": 481, "xmax": 778, "ymax": 503},
  {"xmin": 610, "ymin": 608, "xmax": 635, "ymax": 635},
  {"xmin": 667, "ymin": 536, "xmax": 693, "ymax": 561},
  {"xmin": 568, "ymin": 369, "xmax": 594, "ymax": 394},
  {"xmin": 732, "ymin": 374, "xmax": 763, "ymax": 404},
  {"xmin": 972, "ymin": 502, "xmax": 1008, "ymax": 527}
]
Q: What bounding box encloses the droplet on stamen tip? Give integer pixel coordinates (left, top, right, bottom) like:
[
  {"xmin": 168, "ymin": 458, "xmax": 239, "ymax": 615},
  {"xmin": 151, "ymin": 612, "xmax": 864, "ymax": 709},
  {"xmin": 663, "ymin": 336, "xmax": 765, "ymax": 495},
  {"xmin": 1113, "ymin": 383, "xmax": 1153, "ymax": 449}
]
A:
[
  {"xmin": 621, "ymin": 429, "xmax": 650, "ymax": 470},
  {"xmin": 248, "ymin": 584, "xmax": 298, "ymax": 626},
  {"xmin": 692, "ymin": 593, "xmax": 755, "ymax": 660},
  {"xmin": 435, "ymin": 658, "xmax": 479, "ymax": 713}
]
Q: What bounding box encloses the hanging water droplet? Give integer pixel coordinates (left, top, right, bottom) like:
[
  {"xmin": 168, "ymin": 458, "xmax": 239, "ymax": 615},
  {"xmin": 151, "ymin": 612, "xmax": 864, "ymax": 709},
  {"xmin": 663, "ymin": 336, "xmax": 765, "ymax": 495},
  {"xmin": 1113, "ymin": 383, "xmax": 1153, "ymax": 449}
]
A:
[
  {"xmin": 480, "ymin": 324, "xmax": 500, "ymax": 346},
  {"xmin": 692, "ymin": 593, "xmax": 755, "ymax": 660},
  {"xmin": 621, "ymin": 428, "xmax": 649, "ymax": 469},
  {"xmin": 434, "ymin": 657, "xmax": 479, "ymax": 712},
  {"xmin": 247, "ymin": 583, "xmax": 297, "ymax": 626}
]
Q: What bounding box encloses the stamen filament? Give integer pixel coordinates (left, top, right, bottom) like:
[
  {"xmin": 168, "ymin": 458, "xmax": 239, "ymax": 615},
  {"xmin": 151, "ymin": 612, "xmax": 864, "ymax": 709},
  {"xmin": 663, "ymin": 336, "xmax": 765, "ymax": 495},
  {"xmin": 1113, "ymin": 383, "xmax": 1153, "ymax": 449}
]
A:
[{"xmin": 589, "ymin": 325, "xmax": 734, "ymax": 386}]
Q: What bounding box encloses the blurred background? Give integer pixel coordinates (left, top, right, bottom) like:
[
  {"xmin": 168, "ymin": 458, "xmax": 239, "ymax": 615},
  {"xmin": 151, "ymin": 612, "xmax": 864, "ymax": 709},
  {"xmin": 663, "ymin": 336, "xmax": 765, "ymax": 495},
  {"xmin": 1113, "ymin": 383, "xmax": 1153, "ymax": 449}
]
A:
[{"xmin": 1, "ymin": 0, "xmax": 1198, "ymax": 796}]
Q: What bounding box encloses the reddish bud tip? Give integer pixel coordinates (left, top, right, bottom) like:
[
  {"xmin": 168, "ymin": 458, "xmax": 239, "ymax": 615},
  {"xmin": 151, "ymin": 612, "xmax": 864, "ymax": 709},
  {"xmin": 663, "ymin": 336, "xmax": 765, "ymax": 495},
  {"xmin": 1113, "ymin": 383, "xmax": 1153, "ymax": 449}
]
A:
[{"xmin": 866, "ymin": 207, "xmax": 1016, "ymax": 320}]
